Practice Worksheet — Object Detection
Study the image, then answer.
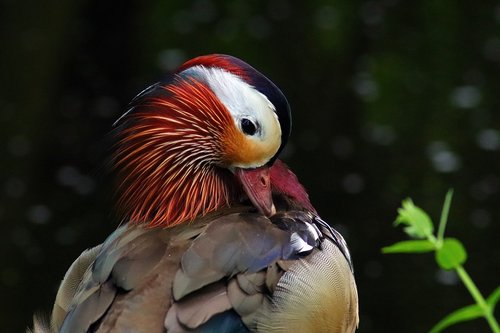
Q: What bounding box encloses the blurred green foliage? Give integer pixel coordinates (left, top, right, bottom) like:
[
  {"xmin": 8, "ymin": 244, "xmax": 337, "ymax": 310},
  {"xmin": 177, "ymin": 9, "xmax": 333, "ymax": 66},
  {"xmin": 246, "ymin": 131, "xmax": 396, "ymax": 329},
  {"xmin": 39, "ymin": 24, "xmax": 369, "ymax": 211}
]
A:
[{"xmin": 1, "ymin": 0, "xmax": 499, "ymax": 332}]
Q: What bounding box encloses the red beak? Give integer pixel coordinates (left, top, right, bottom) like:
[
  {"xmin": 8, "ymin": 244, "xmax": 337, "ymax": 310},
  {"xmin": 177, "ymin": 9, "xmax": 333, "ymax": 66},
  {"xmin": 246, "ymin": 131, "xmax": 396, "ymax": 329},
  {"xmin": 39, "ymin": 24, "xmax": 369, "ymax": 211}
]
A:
[{"xmin": 235, "ymin": 166, "xmax": 276, "ymax": 217}]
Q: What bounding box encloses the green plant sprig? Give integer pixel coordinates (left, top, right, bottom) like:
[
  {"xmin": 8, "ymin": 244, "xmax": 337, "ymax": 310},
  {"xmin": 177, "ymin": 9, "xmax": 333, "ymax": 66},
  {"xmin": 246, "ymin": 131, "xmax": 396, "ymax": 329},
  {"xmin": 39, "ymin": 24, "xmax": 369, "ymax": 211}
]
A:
[{"xmin": 382, "ymin": 190, "xmax": 500, "ymax": 333}]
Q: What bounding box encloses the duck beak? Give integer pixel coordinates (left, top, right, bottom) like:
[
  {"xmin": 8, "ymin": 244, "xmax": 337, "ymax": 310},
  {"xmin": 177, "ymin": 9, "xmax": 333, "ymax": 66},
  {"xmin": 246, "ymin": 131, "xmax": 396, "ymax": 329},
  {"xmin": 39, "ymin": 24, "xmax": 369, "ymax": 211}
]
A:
[{"xmin": 235, "ymin": 166, "xmax": 276, "ymax": 217}]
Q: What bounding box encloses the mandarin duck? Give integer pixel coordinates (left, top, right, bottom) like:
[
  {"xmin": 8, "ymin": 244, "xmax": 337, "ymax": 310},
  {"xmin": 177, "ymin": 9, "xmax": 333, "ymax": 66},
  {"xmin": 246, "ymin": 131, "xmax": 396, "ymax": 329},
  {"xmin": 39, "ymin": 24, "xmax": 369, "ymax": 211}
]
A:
[{"xmin": 30, "ymin": 54, "xmax": 359, "ymax": 333}]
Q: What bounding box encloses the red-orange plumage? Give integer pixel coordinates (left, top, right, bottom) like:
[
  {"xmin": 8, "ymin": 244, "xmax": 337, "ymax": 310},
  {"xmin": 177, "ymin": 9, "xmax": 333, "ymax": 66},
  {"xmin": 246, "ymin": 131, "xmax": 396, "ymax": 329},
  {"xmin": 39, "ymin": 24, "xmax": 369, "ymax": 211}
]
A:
[
  {"xmin": 270, "ymin": 160, "xmax": 316, "ymax": 213},
  {"xmin": 177, "ymin": 54, "xmax": 249, "ymax": 81},
  {"xmin": 113, "ymin": 78, "xmax": 241, "ymax": 228}
]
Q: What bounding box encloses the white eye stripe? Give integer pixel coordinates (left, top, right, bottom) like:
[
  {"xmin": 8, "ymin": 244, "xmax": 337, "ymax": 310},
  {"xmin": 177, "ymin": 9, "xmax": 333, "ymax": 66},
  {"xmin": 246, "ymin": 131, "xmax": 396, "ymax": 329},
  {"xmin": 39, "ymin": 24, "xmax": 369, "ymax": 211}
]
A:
[
  {"xmin": 185, "ymin": 66, "xmax": 279, "ymax": 140},
  {"xmin": 181, "ymin": 66, "xmax": 282, "ymax": 168}
]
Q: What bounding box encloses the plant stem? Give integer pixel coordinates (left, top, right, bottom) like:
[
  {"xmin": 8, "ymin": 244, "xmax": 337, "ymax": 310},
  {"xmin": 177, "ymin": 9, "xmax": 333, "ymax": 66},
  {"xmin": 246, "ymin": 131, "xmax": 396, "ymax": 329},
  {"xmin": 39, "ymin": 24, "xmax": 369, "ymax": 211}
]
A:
[
  {"xmin": 437, "ymin": 189, "xmax": 453, "ymax": 245},
  {"xmin": 455, "ymin": 265, "xmax": 500, "ymax": 333}
]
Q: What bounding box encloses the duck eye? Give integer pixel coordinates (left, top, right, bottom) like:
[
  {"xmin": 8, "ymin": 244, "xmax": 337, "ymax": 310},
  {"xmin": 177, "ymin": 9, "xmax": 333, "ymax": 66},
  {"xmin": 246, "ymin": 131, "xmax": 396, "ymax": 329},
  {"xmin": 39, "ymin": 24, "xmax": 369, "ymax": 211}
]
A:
[{"xmin": 240, "ymin": 118, "xmax": 257, "ymax": 136}]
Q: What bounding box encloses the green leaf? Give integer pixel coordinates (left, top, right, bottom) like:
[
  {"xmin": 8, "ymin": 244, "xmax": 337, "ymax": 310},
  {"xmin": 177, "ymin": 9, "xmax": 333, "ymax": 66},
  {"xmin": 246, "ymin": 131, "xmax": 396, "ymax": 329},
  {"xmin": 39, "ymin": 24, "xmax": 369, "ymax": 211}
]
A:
[
  {"xmin": 487, "ymin": 286, "xmax": 500, "ymax": 311},
  {"xmin": 395, "ymin": 199, "xmax": 434, "ymax": 239},
  {"xmin": 429, "ymin": 304, "xmax": 483, "ymax": 333},
  {"xmin": 435, "ymin": 238, "xmax": 467, "ymax": 270},
  {"xmin": 382, "ymin": 240, "xmax": 436, "ymax": 254}
]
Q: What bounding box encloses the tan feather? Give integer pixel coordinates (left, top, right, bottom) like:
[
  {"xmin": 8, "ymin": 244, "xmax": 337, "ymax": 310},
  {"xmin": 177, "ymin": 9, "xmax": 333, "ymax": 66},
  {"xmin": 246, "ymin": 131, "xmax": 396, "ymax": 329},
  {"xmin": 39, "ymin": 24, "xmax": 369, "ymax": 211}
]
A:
[
  {"xmin": 27, "ymin": 314, "xmax": 51, "ymax": 333},
  {"xmin": 257, "ymin": 240, "xmax": 359, "ymax": 333},
  {"xmin": 51, "ymin": 245, "xmax": 102, "ymax": 331}
]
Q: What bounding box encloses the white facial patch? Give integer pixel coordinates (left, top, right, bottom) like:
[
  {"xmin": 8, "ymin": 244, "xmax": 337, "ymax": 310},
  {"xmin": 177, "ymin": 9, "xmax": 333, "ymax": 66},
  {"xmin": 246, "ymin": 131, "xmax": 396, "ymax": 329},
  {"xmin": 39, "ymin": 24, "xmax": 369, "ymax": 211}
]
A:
[{"xmin": 183, "ymin": 66, "xmax": 282, "ymax": 167}]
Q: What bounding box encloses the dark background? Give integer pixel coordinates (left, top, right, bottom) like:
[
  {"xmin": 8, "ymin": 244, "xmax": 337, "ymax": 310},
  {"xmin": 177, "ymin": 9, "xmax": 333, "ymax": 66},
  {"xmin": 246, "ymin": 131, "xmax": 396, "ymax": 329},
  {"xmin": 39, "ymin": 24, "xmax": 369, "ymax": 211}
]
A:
[{"xmin": 1, "ymin": 1, "xmax": 499, "ymax": 332}]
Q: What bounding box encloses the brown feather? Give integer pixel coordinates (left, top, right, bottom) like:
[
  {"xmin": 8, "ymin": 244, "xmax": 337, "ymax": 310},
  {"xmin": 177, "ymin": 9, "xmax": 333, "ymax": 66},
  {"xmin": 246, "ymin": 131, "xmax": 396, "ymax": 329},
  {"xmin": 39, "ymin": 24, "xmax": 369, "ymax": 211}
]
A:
[
  {"xmin": 166, "ymin": 281, "xmax": 232, "ymax": 330},
  {"xmin": 39, "ymin": 205, "xmax": 357, "ymax": 333}
]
